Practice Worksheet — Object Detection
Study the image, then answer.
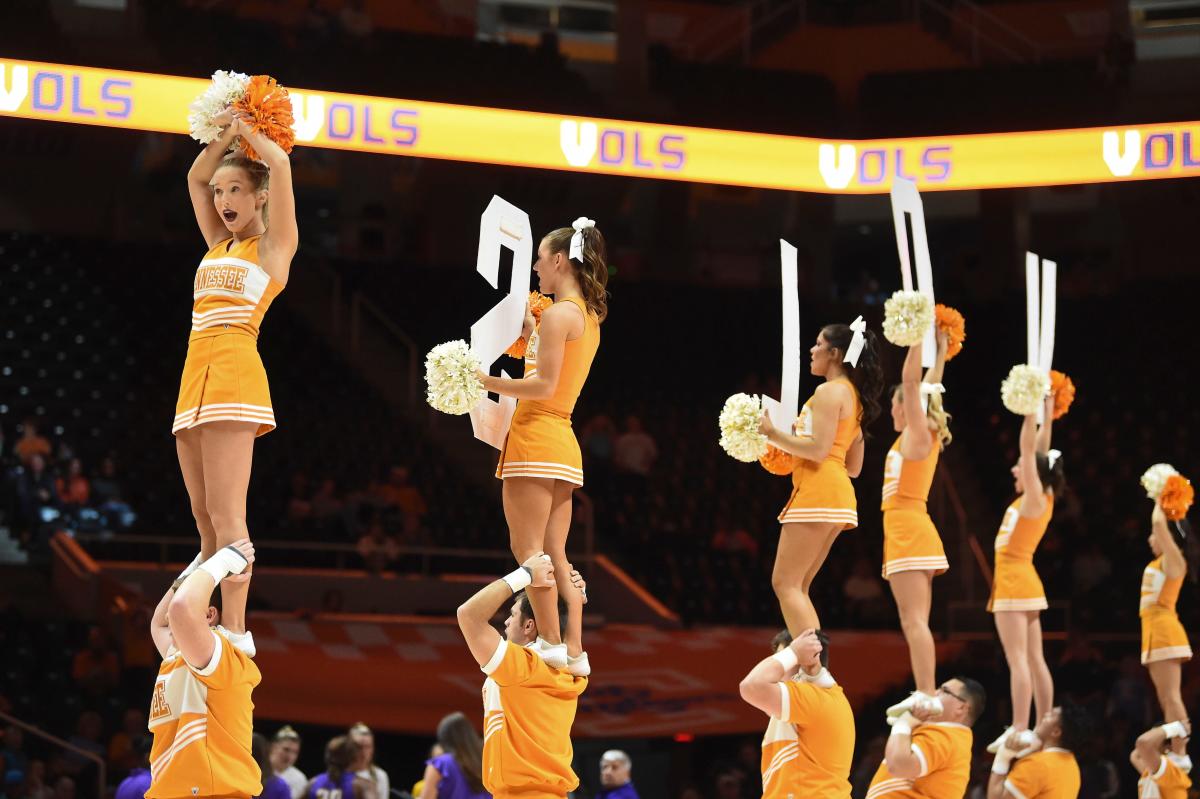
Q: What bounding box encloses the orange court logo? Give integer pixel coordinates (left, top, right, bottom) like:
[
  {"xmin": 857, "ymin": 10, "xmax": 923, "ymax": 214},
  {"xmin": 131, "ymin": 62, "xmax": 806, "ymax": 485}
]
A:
[
  {"xmin": 149, "ymin": 680, "xmax": 172, "ymax": 721},
  {"xmin": 195, "ymin": 263, "xmax": 248, "ymax": 294}
]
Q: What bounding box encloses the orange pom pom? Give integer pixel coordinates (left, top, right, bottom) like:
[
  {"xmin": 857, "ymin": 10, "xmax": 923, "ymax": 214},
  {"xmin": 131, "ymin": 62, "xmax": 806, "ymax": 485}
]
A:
[
  {"xmin": 1161, "ymin": 474, "xmax": 1194, "ymax": 522},
  {"xmin": 1049, "ymin": 370, "xmax": 1075, "ymax": 420},
  {"xmin": 759, "ymin": 445, "xmax": 799, "ymax": 476},
  {"xmin": 234, "ymin": 75, "xmax": 295, "ymax": 161},
  {"xmin": 529, "ymin": 290, "xmax": 553, "ymax": 320},
  {"xmin": 935, "ymin": 304, "xmax": 966, "ymax": 361},
  {"xmin": 503, "ymin": 292, "xmax": 554, "ymax": 359}
]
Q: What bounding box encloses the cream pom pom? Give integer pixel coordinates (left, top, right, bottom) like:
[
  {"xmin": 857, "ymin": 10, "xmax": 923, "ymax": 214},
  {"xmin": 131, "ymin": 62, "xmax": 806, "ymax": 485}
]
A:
[
  {"xmin": 188, "ymin": 70, "xmax": 250, "ymax": 144},
  {"xmin": 1141, "ymin": 463, "xmax": 1179, "ymax": 500},
  {"xmin": 425, "ymin": 340, "xmax": 485, "ymax": 415},
  {"xmin": 718, "ymin": 393, "xmax": 768, "ymax": 463},
  {"xmin": 882, "ymin": 290, "xmax": 934, "ymax": 347},
  {"xmin": 1000, "ymin": 364, "xmax": 1049, "ymax": 416}
]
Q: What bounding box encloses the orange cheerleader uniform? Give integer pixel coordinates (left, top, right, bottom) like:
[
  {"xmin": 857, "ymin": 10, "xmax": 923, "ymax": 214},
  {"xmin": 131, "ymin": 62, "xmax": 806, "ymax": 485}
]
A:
[
  {"xmin": 146, "ymin": 631, "xmax": 261, "ymax": 799},
  {"xmin": 777, "ymin": 378, "xmax": 861, "ymax": 529},
  {"xmin": 1139, "ymin": 753, "xmax": 1193, "ymax": 799},
  {"xmin": 1140, "ymin": 557, "xmax": 1192, "ymax": 664},
  {"xmin": 173, "ymin": 235, "xmax": 282, "ymax": 437},
  {"xmin": 881, "ymin": 430, "xmax": 948, "ymax": 578},
  {"xmin": 988, "ymin": 496, "xmax": 1054, "ymax": 613},
  {"xmin": 496, "ymin": 296, "xmax": 599, "ymax": 486}
]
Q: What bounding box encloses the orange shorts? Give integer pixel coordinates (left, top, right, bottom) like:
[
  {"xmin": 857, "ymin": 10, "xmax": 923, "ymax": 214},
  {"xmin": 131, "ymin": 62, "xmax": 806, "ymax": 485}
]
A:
[
  {"xmin": 1141, "ymin": 610, "xmax": 1193, "ymax": 664},
  {"xmin": 496, "ymin": 407, "xmax": 583, "ymax": 486},
  {"xmin": 882, "ymin": 508, "xmax": 948, "ymax": 578},
  {"xmin": 173, "ymin": 332, "xmax": 275, "ymax": 437},
  {"xmin": 777, "ymin": 459, "xmax": 857, "ymax": 529}
]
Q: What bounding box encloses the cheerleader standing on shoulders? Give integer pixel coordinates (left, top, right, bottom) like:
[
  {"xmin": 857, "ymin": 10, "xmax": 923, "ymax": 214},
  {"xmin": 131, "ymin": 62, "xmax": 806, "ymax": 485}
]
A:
[
  {"xmin": 173, "ymin": 108, "xmax": 297, "ymax": 632},
  {"xmin": 987, "ymin": 395, "xmax": 1062, "ymax": 754},
  {"xmin": 882, "ymin": 331, "xmax": 952, "ymax": 718},
  {"xmin": 479, "ymin": 219, "xmax": 607, "ymax": 670},
  {"xmin": 759, "ymin": 319, "xmax": 884, "ymax": 635},
  {"xmin": 1140, "ymin": 501, "xmax": 1194, "ymax": 758}
]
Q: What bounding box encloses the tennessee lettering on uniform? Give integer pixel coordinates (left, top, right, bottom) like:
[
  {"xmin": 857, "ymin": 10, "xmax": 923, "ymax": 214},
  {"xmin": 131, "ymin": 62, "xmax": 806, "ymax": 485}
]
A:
[
  {"xmin": 194, "ymin": 264, "xmax": 249, "ymax": 294},
  {"xmin": 480, "ymin": 640, "xmax": 586, "ymax": 797},
  {"xmin": 865, "ymin": 722, "xmax": 972, "ymax": 799},
  {"xmin": 146, "ymin": 631, "xmax": 261, "ymax": 799},
  {"xmin": 1003, "ymin": 748, "xmax": 1081, "ymax": 799},
  {"xmin": 188, "ymin": 237, "xmax": 281, "ymax": 336},
  {"xmin": 760, "ymin": 675, "xmax": 854, "ymax": 799}
]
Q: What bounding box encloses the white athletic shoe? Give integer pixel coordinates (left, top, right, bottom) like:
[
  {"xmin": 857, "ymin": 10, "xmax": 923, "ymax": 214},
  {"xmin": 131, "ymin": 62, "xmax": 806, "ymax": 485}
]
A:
[
  {"xmin": 533, "ymin": 638, "xmax": 568, "ymax": 669},
  {"xmin": 887, "ymin": 692, "xmax": 942, "ymax": 719},
  {"xmin": 986, "ymin": 726, "xmax": 1014, "ymax": 754},
  {"xmin": 913, "ymin": 694, "xmax": 944, "ymax": 717},
  {"xmin": 1007, "ymin": 729, "xmax": 1041, "ymax": 757},
  {"xmin": 886, "ymin": 692, "xmax": 919, "ymax": 719},
  {"xmin": 218, "ymin": 626, "xmax": 256, "ymax": 658},
  {"xmin": 567, "ymin": 652, "xmax": 591, "ymax": 677}
]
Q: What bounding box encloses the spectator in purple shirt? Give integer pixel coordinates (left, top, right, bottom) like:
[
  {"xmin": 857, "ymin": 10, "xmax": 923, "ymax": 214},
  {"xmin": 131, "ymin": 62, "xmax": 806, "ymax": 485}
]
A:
[
  {"xmin": 419, "ymin": 713, "xmax": 489, "ymax": 799},
  {"xmin": 596, "ymin": 750, "xmax": 639, "ymax": 799},
  {"xmin": 113, "ymin": 738, "xmax": 151, "ymax": 799},
  {"xmin": 252, "ymin": 734, "xmax": 293, "ymax": 799}
]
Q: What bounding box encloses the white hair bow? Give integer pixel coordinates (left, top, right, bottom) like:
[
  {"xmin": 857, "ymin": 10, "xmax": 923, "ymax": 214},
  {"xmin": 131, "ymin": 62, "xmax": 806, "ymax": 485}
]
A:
[
  {"xmin": 1047, "ymin": 449, "xmax": 1062, "ymax": 469},
  {"xmin": 843, "ymin": 316, "xmax": 867, "ymax": 367},
  {"xmin": 569, "ymin": 217, "xmax": 595, "ymax": 262},
  {"xmin": 919, "ymin": 382, "xmax": 945, "ymax": 413}
]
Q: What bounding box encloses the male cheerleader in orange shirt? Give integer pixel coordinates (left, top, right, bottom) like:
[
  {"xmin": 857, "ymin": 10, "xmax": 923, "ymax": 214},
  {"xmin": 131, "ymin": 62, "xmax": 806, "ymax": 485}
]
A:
[
  {"xmin": 738, "ymin": 628, "xmax": 855, "ymax": 799},
  {"xmin": 987, "ymin": 704, "xmax": 1087, "ymax": 799},
  {"xmin": 866, "ymin": 677, "xmax": 986, "ymax": 799},
  {"xmin": 1131, "ymin": 719, "xmax": 1192, "ymax": 799},
  {"xmin": 146, "ymin": 540, "xmax": 260, "ymax": 799},
  {"xmin": 456, "ymin": 553, "xmax": 588, "ymax": 799}
]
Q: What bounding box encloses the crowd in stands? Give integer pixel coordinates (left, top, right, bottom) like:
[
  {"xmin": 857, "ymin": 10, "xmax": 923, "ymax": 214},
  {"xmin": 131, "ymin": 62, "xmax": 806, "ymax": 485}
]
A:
[{"xmin": 0, "ymin": 417, "xmax": 136, "ymax": 554}]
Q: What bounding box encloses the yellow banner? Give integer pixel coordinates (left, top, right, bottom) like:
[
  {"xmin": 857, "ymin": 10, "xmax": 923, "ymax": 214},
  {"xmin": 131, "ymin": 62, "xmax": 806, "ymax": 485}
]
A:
[{"xmin": 3, "ymin": 57, "xmax": 1199, "ymax": 193}]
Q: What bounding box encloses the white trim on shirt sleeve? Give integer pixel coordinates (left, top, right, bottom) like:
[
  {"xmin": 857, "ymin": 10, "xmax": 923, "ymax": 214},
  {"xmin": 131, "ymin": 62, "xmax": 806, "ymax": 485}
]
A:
[
  {"xmin": 481, "ymin": 638, "xmax": 507, "ymax": 675},
  {"xmin": 1151, "ymin": 755, "xmax": 1169, "ymax": 780},
  {"xmin": 912, "ymin": 743, "xmax": 929, "ymax": 777},
  {"xmin": 1004, "ymin": 778, "xmax": 1030, "ymax": 799},
  {"xmin": 188, "ymin": 630, "xmax": 224, "ymax": 676},
  {"xmin": 777, "ymin": 683, "xmax": 791, "ymax": 723}
]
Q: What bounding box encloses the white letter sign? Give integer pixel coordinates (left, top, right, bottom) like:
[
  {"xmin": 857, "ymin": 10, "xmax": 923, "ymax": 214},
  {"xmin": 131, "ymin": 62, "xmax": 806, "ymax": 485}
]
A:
[{"xmin": 468, "ymin": 196, "xmax": 533, "ymax": 449}]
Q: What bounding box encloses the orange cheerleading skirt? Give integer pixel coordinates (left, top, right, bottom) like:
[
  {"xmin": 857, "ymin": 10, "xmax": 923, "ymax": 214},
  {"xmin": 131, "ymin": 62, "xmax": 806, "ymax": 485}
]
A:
[
  {"xmin": 1141, "ymin": 609, "xmax": 1193, "ymax": 664},
  {"xmin": 987, "ymin": 553, "xmax": 1047, "ymax": 613},
  {"xmin": 777, "ymin": 458, "xmax": 857, "ymax": 529},
  {"xmin": 496, "ymin": 406, "xmax": 583, "ymax": 486},
  {"xmin": 882, "ymin": 508, "xmax": 949, "ymax": 578},
  {"xmin": 173, "ymin": 331, "xmax": 275, "ymax": 437}
]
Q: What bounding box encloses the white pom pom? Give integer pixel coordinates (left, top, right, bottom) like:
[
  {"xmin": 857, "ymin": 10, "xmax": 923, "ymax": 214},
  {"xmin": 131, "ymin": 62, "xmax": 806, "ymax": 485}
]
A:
[
  {"xmin": 424, "ymin": 340, "xmax": 484, "ymax": 415},
  {"xmin": 718, "ymin": 393, "xmax": 768, "ymax": 463},
  {"xmin": 882, "ymin": 290, "xmax": 934, "ymax": 347},
  {"xmin": 1000, "ymin": 364, "xmax": 1050, "ymax": 416},
  {"xmin": 188, "ymin": 70, "xmax": 250, "ymax": 144},
  {"xmin": 1141, "ymin": 463, "xmax": 1179, "ymax": 500}
]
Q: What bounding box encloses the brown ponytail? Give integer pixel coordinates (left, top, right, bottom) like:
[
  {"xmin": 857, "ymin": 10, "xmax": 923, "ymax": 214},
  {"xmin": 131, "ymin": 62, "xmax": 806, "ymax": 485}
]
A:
[{"xmin": 543, "ymin": 225, "xmax": 610, "ymax": 322}]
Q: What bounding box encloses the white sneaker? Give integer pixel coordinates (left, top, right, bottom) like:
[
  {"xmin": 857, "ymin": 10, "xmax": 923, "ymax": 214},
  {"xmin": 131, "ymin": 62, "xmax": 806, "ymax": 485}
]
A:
[
  {"xmin": 913, "ymin": 694, "xmax": 944, "ymax": 717},
  {"xmin": 567, "ymin": 652, "xmax": 591, "ymax": 676},
  {"xmin": 533, "ymin": 638, "xmax": 568, "ymax": 669},
  {"xmin": 886, "ymin": 692, "xmax": 919, "ymax": 719},
  {"xmin": 1008, "ymin": 730, "xmax": 1040, "ymax": 757},
  {"xmin": 887, "ymin": 691, "xmax": 942, "ymax": 718},
  {"xmin": 986, "ymin": 726, "xmax": 1013, "ymax": 754},
  {"xmin": 218, "ymin": 626, "xmax": 256, "ymax": 658}
]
